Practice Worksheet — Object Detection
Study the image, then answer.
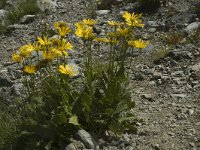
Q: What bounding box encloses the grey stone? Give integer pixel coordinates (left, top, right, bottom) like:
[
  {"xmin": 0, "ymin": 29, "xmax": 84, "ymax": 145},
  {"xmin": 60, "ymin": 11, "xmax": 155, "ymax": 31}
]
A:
[
  {"xmin": 187, "ymin": 109, "xmax": 194, "ymax": 115},
  {"xmin": 141, "ymin": 94, "xmax": 154, "ymax": 101},
  {"xmin": 143, "ymin": 44, "xmax": 155, "ymax": 53},
  {"xmin": 7, "ymin": 24, "xmax": 28, "ymax": 31},
  {"xmin": 168, "ymin": 131, "xmax": 175, "ymax": 136},
  {"xmin": 189, "ymin": 62, "xmax": 200, "ymax": 71},
  {"xmin": 185, "ymin": 22, "xmax": 200, "ymax": 33},
  {"xmin": 161, "ymin": 75, "xmax": 170, "ymax": 82},
  {"xmin": 21, "ymin": 15, "xmax": 36, "ymax": 24},
  {"xmin": 167, "ymin": 59, "xmax": 178, "ymax": 66},
  {"xmin": 148, "ymin": 28, "xmax": 157, "ymax": 33},
  {"xmin": 147, "ymin": 20, "xmax": 166, "ymax": 30},
  {"xmin": 96, "ymin": 10, "xmax": 110, "ymax": 15},
  {"xmin": 149, "ymin": 81, "xmax": 156, "ymax": 86},
  {"xmin": 76, "ymin": 130, "xmax": 98, "ymax": 149},
  {"xmin": 11, "ymin": 83, "xmax": 24, "ymax": 96},
  {"xmin": 134, "ymin": 73, "xmax": 145, "ymax": 81},
  {"xmin": 152, "ymin": 72, "xmax": 162, "ymax": 80},
  {"xmin": 171, "ymin": 94, "xmax": 186, "ymax": 99},
  {"xmin": 168, "ymin": 49, "xmax": 193, "ymax": 60},
  {"xmin": 189, "ymin": 142, "xmax": 195, "ymax": 147},
  {"xmin": 166, "ymin": 13, "xmax": 196, "ymax": 29},
  {"xmin": 152, "ymin": 143, "xmax": 160, "ymax": 150},
  {"xmin": 65, "ymin": 143, "xmax": 76, "ymax": 150},
  {"xmin": 0, "ymin": 9, "xmax": 7, "ymax": 19},
  {"xmin": 36, "ymin": 0, "xmax": 58, "ymax": 12},
  {"xmin": 147, "ymin": 21, "xmax": 159, "ymax": 28}
]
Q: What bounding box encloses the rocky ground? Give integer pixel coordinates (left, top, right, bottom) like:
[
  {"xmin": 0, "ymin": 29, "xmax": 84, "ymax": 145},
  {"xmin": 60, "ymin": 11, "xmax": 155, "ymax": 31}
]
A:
[{"xmin": 0, "ymin": 0, "xmax": 200, "ymax": 150}]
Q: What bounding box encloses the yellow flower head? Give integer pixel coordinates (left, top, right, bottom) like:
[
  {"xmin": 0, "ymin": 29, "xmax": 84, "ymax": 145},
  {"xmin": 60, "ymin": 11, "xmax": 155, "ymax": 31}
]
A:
[
  {"xmin": 83, "ymin": 19, "xmax": 97, "ymax": 26},
  {"xmin": 58, "ymin": 64, "xmax": 78, "ymax": 77},
  {"xmin": 117, "ymin": 27, "xmax": 132, "ymax": 37},
  {"xmin": 37, "ymin": 36, "xmax": 52, "ymax": 46},
  {"xmin": 24, "ymin": 65, "xmax": 36, "ymax": 74},
  {"xmin": 12, "ymin": 52, "xmax": 23, "ymax": 63},
  {"xmin": 32, "ymin": 42, "xmax": 42, "ymax": 51},
  {"xmin": 75, "ymin": 22, "xmax": 96, "ymax": 40},
  {"xmin": 109, "ymin": 38, "xmax": 119, "ymax": 45},
  {"xmin": 19, "ymin": 44, "xmax": 34, "ymax": 57},
  {"xmin": 58, "ymin": 39, "xmax": 73, "ymax": 50},
  {"xmin": 122, "ymin": 11, "xmax": 144, "ymax": 28},
  {"xmin": 57, "ymin": 26, "xmax": 71, "ymax": 37},
  {"xmin": 54, "ymin": 21, "xmax": 68, "ymax": 29},
  {"xmin": 107, "ymin": 21, "xmax": 124, "ymax": 26},
  {"xmin": 54, "ymin": 22, "xmax": 71, "ymax": 37},
  {"xmin": 128, "ymin": 39, "xmax": 149, "ymax": 49},
  {"xmin": 42, "ymin": 50, "xmax": 57, "ymax": 60}
]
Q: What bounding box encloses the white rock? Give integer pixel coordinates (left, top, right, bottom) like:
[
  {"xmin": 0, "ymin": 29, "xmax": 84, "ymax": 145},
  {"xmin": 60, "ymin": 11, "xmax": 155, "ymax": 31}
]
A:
[
  {"xmin": 171, "ymin": 94, "xmax": 187, "ymax": 99},
  {"xmin": 0, "ymin": 9, "xmax": 7, "ymax": 19},
  {"xmin": 21, "ymin": 15, "xmax": 36, "ymax": 24},
  {"xmin": 187, "ymin": 109, "xmax": 194, "ymax": 115},
  {"xmin": 76, "ymin": 130, "xmax": 98, "ymax": 149},
  {"xmin": 37, "ymin": 0, "xmax": 58, "ymax": 12},
  {"xmin": 96, "ymin": 10, "xmax": 110, "ymax": 15},
  {"xmin": 185, "ymin": 22, "xmax": 200, "ymax": 33},
  {"xmin": 65, "ymin": 143, "xmax": 76, "ymax": 150}
]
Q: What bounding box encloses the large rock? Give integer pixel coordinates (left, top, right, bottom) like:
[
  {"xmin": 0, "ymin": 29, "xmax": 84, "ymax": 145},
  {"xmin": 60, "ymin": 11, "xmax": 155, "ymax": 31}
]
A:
[
  {"xmin": 37, "ymin": 0, "xmax": 58, "ymax": 12},
  {"xmin": 11, "ymin": 83, "xmax": 24, "ymax": 96},
  {"xmin": 76, "ymin": 129, "xmax": 98, "ymax": 149},
  {"xmin": 185, "ymin": 22, "xmax": 200, "ymax": 34},
  {"xmin": 21, "ymin": 15, "xmax": 36, "ymax": 24},
  {"xmin": 166, "ymin": 13, "xmax": 196, "ymax": 29},
  {"xmin": 0, "ymin": 9, "xmax": 7, "ymax": 19}
]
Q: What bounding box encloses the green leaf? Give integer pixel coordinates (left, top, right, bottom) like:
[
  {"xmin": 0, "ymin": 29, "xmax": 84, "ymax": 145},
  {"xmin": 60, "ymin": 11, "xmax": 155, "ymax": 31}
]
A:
[
  {"xmin": 118, "ymin": 116, "xmax": 135, "ymax": 123},
  {"xmin": 69, "ymin": 115, "xmax": 79, "ymax": 126}
]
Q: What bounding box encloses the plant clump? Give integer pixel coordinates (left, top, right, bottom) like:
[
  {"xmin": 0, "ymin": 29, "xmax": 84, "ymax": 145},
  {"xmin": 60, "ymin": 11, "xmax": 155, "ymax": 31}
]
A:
[
  {"xmin": 5, "ymin": 0, "xmax": 39, "ymax": 24},
  {"xmin": 10, "ymin": 11, "xmax": 148, "ymax": 149}
]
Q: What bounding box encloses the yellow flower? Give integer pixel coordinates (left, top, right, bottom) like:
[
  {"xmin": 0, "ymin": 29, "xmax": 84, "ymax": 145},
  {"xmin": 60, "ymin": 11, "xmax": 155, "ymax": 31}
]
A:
[
  {"xmin": 75, "ymin": 22, "xmax": 96, "ymax": 40},
  {"xmin": 54, "ymin": 21, "xmax": 68, "ymax": 29},
  {"xmin": 58, "ymin": 64, "xmax": 78, "ymax": 77},
  {"xmin": 107, "ymin": 21, "xmax": 123, "ymax": 26},
  {"xmin": 54, "ymin": 22, "xmax": 71, "ymax": 37},
  {"xmin": 57, "ymin": 26, "xmax": 71, "ymax": 37},
  {"xmin": 32, "ymin": 42, "xmax": 42, "ymax": 51},
  {"xmin": 12, "ymin": 52, "xmax": 23, "ymax": 63},
  {"xmin": 122, "ymin": 11, "xmax": 144, "ymax": 28},
  {"xmin": 117, "ymin": 27, "xmax": 132, "ymax": 37},
  {"xmin": 19, "ymin": 44, "xmax": 34, "ymax": 57},
  {"xmin": 42, "ymin": 50, "xmax": 57, "ymax": 60},
  {"xmin": 128, "ymin": 39, "xmax": 149, "ymax": 49},
  {"xmin": 50, "ymin": 48, "xmax": 62, "ymax": 57},
  {"xmin": 58, "ymin": 39, "xmax": 73, "ymax": 51},
  {"xmin": 108, "ymin": 38, "xmax": 119, "ymax": 45},
  {"xmin": 83, "ymin": 19, "xmax": 97, "ymax": 26},
  {"xmin": 94, "ymin": 37, "xmax": 109, "ymax": 43},
  {"xmin": 24, "ymin": 65, "xmax": 36, "ymax": 74},
  {"xmin": 37, "ymin": 36, "xmax": 51, "ymax": 46}
]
